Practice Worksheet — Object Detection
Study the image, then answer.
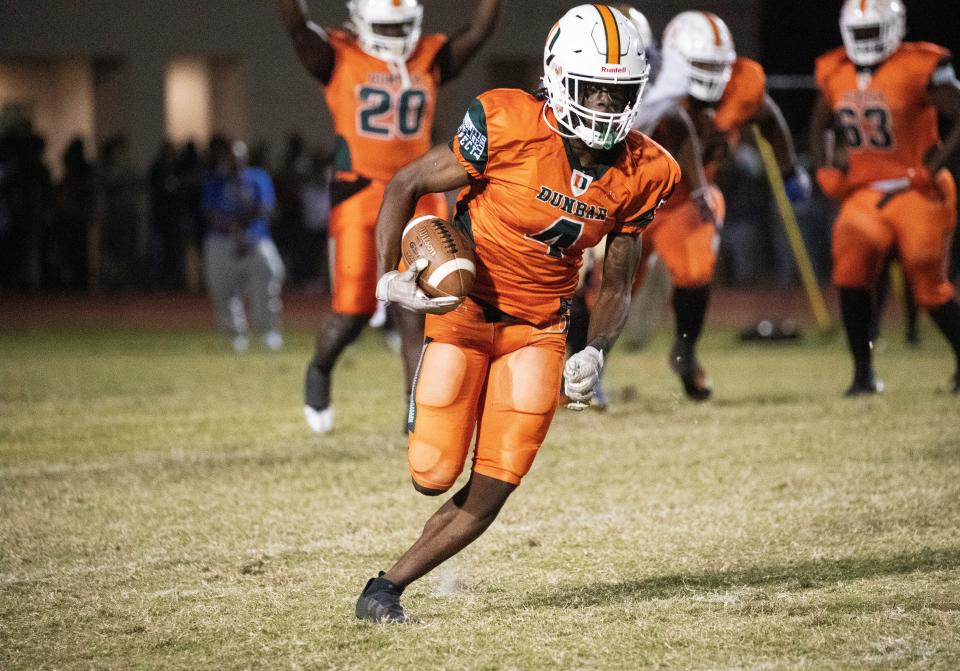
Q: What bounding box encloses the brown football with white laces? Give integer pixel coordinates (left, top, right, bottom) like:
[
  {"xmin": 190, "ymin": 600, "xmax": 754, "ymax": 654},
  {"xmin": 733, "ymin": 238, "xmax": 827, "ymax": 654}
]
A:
[{"xmin": 401, "ymin": 215, "xmax": 475, "ymax": 299}]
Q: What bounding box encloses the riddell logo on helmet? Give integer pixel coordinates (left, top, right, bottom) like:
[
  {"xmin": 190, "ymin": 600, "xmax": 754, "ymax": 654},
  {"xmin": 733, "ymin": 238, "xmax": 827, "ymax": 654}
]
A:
[{"xmin": 600, "ymin": 65, "xmax": 628, "ymax": 73}]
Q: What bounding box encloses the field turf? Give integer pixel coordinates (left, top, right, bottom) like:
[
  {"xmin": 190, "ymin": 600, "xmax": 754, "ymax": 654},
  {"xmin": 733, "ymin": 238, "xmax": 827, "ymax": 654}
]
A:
[{"xmin": 1, "ymin": 323, "xmax": 958, "ymax": 669}]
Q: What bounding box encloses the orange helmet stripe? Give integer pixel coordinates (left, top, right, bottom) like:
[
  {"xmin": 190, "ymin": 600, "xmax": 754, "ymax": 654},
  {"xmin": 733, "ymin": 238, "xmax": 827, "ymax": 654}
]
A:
[
  {"xmin": 703, "ymin": 12, "xmax": 723, "ymax": 48},
  {"xmin": 860, "ymin": 0, "xmax": 868, "ymax": 11},
  {"xmin": 594, "ymin": 4, "xmax": 621, "ymax": 65}
]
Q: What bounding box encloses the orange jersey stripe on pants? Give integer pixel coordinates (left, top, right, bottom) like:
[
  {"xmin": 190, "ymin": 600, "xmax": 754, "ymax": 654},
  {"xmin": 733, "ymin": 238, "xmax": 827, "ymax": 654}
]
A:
[
  {"xmin": 407, "ymin": 298, "xmax": 567, "ymax": 490},
  {"xmin": 330, "ymin": 180, "xmax": 448, "ymax": 315},
  {"xmin": 832, "ymin": 169, "xmax": 957, "ymax": 308}
]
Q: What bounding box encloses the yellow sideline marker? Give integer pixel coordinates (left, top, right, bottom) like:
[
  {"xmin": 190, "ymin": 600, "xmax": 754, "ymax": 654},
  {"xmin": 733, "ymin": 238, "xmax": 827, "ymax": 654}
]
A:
[{"xmin": 750, "ymin": 124, "xmax": 832, "ymax": 332}]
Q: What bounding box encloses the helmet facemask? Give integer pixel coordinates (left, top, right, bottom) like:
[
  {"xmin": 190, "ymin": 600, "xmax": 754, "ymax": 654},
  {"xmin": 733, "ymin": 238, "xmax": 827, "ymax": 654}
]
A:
[
  {"xmin": 840, "ymin": 16, "xmax": 904, "ymax": 66},
  {"xmin": 544, "ymin": 63, "xmax": 649, "ymax": 150},
  {"xmin": 685, "ymin": 57, "xmax": 733, "ymax": 102}
]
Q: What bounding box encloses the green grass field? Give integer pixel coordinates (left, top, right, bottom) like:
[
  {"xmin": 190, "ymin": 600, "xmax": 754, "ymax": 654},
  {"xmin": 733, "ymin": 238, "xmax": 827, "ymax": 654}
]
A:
[{"xmin": 1, "ymin": 323, "xmax": 958, "ymax": 670}]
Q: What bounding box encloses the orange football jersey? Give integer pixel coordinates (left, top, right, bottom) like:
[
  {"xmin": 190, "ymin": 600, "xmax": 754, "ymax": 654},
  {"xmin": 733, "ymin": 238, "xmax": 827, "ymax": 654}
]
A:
[
  {"xmin": 450, "ymin": 89, "xmax": 680, "ymax": 326},
  {"xmin": 816, "ymin": 42, "xmax": 949, "ymax": 190},
  {"xmin": 324, "ymin": 30, "xmax": 447, "ymax": 182},
  {"xmin": 713, "ymin": 58, "xmax": 766, "ymax": 133}
]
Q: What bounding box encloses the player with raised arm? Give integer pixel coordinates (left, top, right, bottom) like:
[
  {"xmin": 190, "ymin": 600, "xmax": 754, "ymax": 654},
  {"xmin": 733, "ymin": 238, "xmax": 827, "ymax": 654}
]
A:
[
  {"xmin": 276, "ymin": 0, "xmax": 502, "ymax": 434},
  {"xmin": 630, "ymin": 11, "xmax": 809, "ymax": 400},
  {"xmin": 811, "ymin": 0, "xmax": 960, "ymax": 395},
  {"xmin": 354, "ymin": 4, "xmax": 680, "ymax": 623}
]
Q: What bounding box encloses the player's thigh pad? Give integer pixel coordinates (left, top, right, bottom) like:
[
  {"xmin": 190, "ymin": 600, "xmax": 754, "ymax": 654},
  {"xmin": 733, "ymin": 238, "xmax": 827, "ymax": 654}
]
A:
[
  {"xmin": 329, "ymin": 185, "xmax": 383, "ymax": 315},
  {"xmin": 473, "ymin": 337, "xmax": 565, "ymax": 486},
  {"xmin": 649, "ymin": 192, "xmax": 722, "ymax": 288},
  {"xmin": 831, "ymin": 190, "xmax": 896, "ymax": 290},
  {"xmin": 408, "ymin": 341, "xmax": 488, "ymax": 492}
]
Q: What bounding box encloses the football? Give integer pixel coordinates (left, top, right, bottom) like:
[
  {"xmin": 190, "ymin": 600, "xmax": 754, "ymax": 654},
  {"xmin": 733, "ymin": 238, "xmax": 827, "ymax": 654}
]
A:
[{"xmin": 401, "ymin": 215, "xmax": 476, "ymax": 299}]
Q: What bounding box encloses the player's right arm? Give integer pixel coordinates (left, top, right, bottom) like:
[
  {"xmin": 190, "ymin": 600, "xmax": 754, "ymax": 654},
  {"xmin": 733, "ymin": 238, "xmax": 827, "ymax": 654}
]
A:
[
  {"xmin": 809, "ymin": 92, "xmax": 849, "ymax": 200},
  {"xmin": 276, "ymin": 0, "xmax": 335, "ymax": 83},
  {"xmin": 563, "ymin": 230, "xmax": 643, "ymax": 409},
  {"xmin": 809, "ymin": 94, "xmax": 836, "ymax": 171},
  {"xmin": 375, "ymin": 143, "xmax": 472, "ymax": 288},
  {"xmin": 653, "ymin": 109, "xmax": 716, "ymax": 225}
]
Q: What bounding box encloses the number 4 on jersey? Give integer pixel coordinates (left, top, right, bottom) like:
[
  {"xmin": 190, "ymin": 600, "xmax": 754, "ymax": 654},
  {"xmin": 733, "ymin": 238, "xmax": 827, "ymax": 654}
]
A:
[{"xmin": 527, "ymin": 218, "xmax": 584, "ymax": 258}]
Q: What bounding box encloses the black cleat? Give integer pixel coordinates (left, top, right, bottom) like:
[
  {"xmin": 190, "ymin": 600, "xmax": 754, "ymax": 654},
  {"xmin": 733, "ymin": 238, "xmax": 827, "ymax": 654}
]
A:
[
  {"xmin": 844, "ymin": 375, "xmax": 885, "ymax": 397},
  {"xmin": 356, "ymin": 572, "xmax": 409, "ymax": 624},
  {"xmin": 952, "ymin": 373, "xmax": 959, "ymax": 395},
  {"xmin": 669, "ymin": 346, "xmax": 712, "ymax": 401}
]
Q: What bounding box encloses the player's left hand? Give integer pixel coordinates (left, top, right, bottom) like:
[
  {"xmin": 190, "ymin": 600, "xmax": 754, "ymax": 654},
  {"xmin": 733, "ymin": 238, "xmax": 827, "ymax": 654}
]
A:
[
  {"xmin": 816, "ymin": 166, "xmax": 848, "ymax": 201},
  {"xmin": 563, "ymin": 346, "xmax": 604, "ymax": 411},
  {"xmin": 376, "ymin": 259, "xmax": 463, "ymax": 315},
  {"xmin": 784, "ymin": 165, "xmax": 812, "ymax": 204}
]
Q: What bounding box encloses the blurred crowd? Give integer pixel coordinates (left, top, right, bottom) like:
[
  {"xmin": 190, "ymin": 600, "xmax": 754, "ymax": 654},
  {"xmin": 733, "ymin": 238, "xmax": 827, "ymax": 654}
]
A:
[
  {"xmin": 1, "ymin": 119, "xmax": 958, "ymax": 296},
  {"xmin": 0, "ymin": 121, "xmax": 332, "ymax": 295}
]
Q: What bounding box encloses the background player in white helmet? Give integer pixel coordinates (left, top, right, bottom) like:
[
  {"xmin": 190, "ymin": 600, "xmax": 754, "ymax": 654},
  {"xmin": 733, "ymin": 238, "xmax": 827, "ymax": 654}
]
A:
[
  {"xmin": 277, "ymin": 0, "xmax": 501, "ymax": 435},
  {"xmin": 629, "ymin": 11, "xmax": 810, "ymax": 400},
  {"xmin": 811, "ymin": 0, "xmax": 960, "ymax": 395},
  {"xmin": 354, "ymin": 4, "xmax": 679, "ymax": 622}
]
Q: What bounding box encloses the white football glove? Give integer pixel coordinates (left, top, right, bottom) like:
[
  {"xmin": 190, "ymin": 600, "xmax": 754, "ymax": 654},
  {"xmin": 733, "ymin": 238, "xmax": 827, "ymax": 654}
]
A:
[
  {"xmin": 563, "ymin": 346, "xmax": 604, "ymax": 411},
  {"xmin": 376, "ymin": 258, "xmax": 463, "ymax": 315}
]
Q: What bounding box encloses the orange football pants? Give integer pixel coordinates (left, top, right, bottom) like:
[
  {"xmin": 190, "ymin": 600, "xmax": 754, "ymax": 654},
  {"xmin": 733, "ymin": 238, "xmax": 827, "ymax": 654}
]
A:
[
  {"xmin": 832, "ymin": 169, "xmax": 957, "ymax": 307},
  {"xmin": 329, "ymin": 179, "xmax": 448, "ymax": 315},
  {"xmin": 407, "ymin": 298, "xmax": 567, "ymax": 491},
  {"xmin": 634, "ymin": 185, "xmax": 726, "ymax": 292}
]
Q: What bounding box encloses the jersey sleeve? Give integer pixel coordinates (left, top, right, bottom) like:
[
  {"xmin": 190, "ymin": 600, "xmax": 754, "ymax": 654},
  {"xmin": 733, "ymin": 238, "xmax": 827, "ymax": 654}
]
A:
[
  {"xmin": 450, "ymin": 98, "xmax": 490, "ymax": 179},
  {"xmin": 615, "ymin": 147, "xmax": 681, "ymax": 235},
  {"xmin": 714, "ymin": 58, "xmax": 766, "ymax": 132},
  {"xmin": 814, "ymin": 48, "xmax": 846, "ymax": 107}
]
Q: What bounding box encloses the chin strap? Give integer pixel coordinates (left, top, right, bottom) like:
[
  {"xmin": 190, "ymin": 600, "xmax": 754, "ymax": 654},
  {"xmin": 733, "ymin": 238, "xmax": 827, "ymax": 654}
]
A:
[{"xmin": 388, "ymin": 59, "xmax": 413, "ymax": 91}]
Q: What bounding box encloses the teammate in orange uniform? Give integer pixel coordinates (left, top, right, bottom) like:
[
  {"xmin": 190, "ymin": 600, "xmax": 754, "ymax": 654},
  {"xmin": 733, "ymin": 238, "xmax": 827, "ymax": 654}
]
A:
[
  {"xmin": 354, "ymin": 5, "xmax": 680, "ymax": 623},
  {"xmin": 631, "ymin": 11, "xmax": 808, "ymax": 400},
  {"xmin": 811, "ymin": 0, "xmax": 960, "ymax": 395},
  {"xmin": 277, "ymin": 0, "xmax": 502, "ymax": 434}
]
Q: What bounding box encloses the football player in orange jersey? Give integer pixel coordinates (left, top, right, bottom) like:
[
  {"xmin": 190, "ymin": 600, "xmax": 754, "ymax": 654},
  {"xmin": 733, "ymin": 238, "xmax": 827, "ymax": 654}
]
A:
[
  {"xmin": 277, "ymin": 0, "xmax": 502, "ymax": 434},
  {"xmin": 354, "ymin": 5, "xmax": 680, "ymax": 622},
  {"xmin": 811, "ymin": 0, "xmax": 960, "ymax": 395},
  {"xmin": 631, "ymin": 10, "xmax": 809, "ymax": 401}
]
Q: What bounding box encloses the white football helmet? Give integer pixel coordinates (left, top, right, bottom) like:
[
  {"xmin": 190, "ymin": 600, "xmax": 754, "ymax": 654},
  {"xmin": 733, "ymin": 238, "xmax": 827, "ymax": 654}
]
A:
[
  {"xmin": 662, "ymin": 11, "xmax": 736, "ymax": 103},
  {"xmin": 543, "ymin": 4, "xmax": 650, "ymax": 150},
  {"xmin": 840, "ymin": 0, "xmax": 905, "ymax": 66},
  {"xmin": 347, "ymin": 0, "xmax": 423, "ymax": 62}
]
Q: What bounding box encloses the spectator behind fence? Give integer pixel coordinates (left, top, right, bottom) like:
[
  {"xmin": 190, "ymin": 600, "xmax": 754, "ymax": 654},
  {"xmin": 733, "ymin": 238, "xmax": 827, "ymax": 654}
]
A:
[
  {"xmin": 54, "ymin": 138, "xmax": 97, "ymax": 291},
  {"xmin": 0, "ymin": 119, "xmax": 53, "ymax": 292},
  {"xmin": 97, "ymin": 135, "xmax": 143, "ymax": 292},
  {"xmin": 299, "ymin": 150, "xmax": 332, "ymax": 291},
  {"xmin": 202, "ymin": 138, "xmax": 285, "ymax": 353},
  {"xmin": 148, "ymin": 141, "xmax": 184, "ymax": 290},
  {"xmin": 272, "ymin": 132, "xmax": 310, "ymax": 285}
]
